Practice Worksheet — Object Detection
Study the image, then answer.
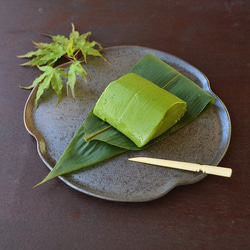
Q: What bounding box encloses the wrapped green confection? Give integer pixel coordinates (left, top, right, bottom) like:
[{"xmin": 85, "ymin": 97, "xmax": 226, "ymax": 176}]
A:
[{"xmin": 93, "ymin": 73, "xmax": 187, "ymax": 147}]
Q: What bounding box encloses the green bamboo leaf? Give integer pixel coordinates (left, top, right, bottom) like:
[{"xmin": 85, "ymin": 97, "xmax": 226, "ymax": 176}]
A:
[
  {"xmin": 37, "ymin": 53, "xmax": 215, "ymax": 185},
  {"xmin": 35, "ymin": 122, "xmax": 127, "ymax": 186},
  {"xmin": 84, "ymin": 53, "xmax": 215, "ymax": 149},
  {"xmin": 84, "ymin": 110, "xmax": 139, "ymax": 150}
]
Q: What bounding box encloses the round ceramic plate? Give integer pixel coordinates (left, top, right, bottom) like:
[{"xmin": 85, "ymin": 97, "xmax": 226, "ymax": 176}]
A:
[{"xmin": 24, "ymin": 46, "xmax": 231, "ymax": 202}]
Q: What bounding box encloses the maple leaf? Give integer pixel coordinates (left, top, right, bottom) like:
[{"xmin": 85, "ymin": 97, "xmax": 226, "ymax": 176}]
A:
[
  {"xmin": 77, "ymin": 40, "xmax": 106, "ymax": 63},
  {"xmin": 20, "ymin": 66, "xmax": 67, "ymax": 108},
  {"xmin": 18, "ymin": 23, "xmax": 106, "ymax": 107},
  {"xmin": 18, "ymin": 41, "xmax": 67, "ymax": 67},
  {"xmin": 50, "ymin": 34, "xmax": 69, "ymax": 47},
  {"xmin": 66, "ymin": 61, "xmax": 88, "ymax": 97}
]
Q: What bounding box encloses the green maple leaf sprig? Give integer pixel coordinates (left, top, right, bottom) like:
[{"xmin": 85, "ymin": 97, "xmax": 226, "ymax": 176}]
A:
[{"xmin": 18, "ymin": 24, "xmax": 107, "ymax": 108}]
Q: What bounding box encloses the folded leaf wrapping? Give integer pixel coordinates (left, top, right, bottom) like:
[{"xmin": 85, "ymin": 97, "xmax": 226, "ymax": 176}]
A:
[
  {"xmin": 93, "ymin": 73, "xmax": 187, "ymax": 147},
  {"xmin": 37, "ymin": 53, "xmax": 215, "ymax": 185},
  {"xmin": 84, "ymin": 53, "xmax": 214, "ymax": 150}
]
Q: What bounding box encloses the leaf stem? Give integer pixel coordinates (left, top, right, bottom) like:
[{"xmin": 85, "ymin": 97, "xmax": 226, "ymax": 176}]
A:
[
  {"xmin": 56, "ymin": 60, "xmax": 73, "ymax": 68},
  {"xmin": 84, "ymin": 125, "xmax": 112, "ymax": 141},
  {"xmin": 74, "ymin": 49, "xmax": 81, "ymax": 59},
  {"xmin": 39, "ymin": 33, "xmax": 53, "ymax": 38}
]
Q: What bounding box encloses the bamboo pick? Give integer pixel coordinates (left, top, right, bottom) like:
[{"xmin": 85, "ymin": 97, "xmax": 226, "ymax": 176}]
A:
[{"xmin": 128, "ymin": 157, "xmax": 232, "ymax": 177}]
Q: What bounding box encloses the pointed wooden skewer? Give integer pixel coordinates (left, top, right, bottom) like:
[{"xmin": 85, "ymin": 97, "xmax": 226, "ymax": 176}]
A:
[{"xmin": 128, "ymin": 157, "xmax": 232, "ymax": 177}]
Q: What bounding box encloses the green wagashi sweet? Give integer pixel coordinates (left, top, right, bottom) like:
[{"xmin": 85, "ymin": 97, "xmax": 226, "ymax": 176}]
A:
[{"xmin": 93, "ymin": 73, "xmax": 187, "ymax": 147}]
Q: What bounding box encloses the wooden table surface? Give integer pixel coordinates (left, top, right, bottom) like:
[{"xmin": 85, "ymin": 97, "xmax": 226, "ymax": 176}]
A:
[{"xmin": 1, "ymin": 0, "xmax": 249, "ymax": 249}]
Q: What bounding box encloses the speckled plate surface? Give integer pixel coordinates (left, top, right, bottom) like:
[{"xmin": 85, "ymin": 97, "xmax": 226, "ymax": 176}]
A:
[{"xmin": 24, "ymin": 46, "xmax": 231, "ymax": 202}]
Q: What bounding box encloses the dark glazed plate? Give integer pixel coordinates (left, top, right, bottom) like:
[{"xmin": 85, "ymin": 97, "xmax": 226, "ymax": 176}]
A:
[{"xmin": 24, "ymin": 46, "xmax": 231, "ymax": 202}]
